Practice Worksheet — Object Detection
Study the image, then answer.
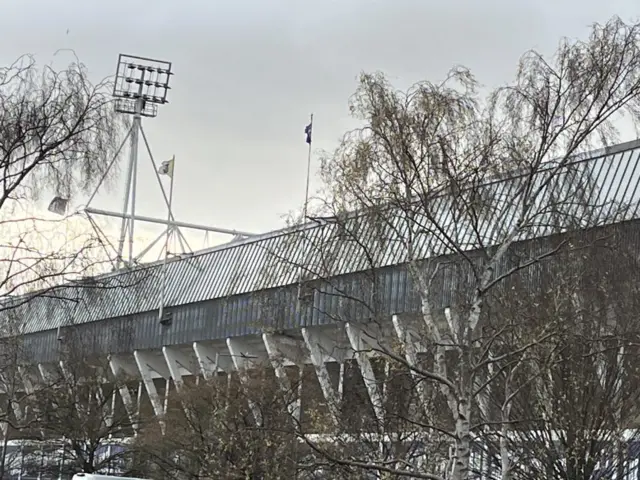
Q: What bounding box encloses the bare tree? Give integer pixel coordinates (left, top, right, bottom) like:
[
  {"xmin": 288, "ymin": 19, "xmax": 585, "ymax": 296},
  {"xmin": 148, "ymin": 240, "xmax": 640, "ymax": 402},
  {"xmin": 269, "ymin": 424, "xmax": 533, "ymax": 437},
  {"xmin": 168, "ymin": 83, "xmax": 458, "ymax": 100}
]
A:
[
  {"xmin": 130, "ymin": 370, "xmax": 302, "ymax": 480},
  {"xmin": 0, "ymin": 53, "xmax": 123, "ymax": 210},
  {"xmin": 0, "ymin": 312, "xmax": 46, "ymax": 478},
  {"xmin": 23, "ymin": 333, "xmax": 138, "ymax": 478},
  {"xmin": 0, "ymin": 52, "xmax": 127, "ymax": 305},
  {"xmin": 475, "ymin": 226, "xmax": 640, "ymax": 480},
  {"xmin": 0, "ymin": 51, "xmax": 127, "ymax": 477},
  {"xmin": 266, "ymin": 16, "xmax": 640, "ymax": 480}
]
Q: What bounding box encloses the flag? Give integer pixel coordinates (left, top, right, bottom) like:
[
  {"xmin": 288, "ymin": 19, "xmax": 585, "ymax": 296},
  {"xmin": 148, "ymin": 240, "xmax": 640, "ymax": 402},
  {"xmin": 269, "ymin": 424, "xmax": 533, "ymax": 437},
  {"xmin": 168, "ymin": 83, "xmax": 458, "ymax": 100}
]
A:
[
  {"xmin": 305, "ymin": 122, "xmax": 312, "ymax": 144},
  {"xmin": 158, "ymin": 157, "xmax": 175, "ymax": 178},
  {"xmin": 47, "ymin": 196, "xmax": 69, "ymax": 216}
]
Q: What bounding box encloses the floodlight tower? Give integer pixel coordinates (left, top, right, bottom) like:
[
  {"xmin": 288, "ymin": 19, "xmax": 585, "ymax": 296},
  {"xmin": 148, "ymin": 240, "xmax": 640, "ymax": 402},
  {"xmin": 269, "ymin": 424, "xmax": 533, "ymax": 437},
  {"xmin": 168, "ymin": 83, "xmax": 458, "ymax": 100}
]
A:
[
  {"xmin": 112, "ymin": 54, "xmax": 173, "ymax": 268},
  {"xmin": 82, "ymin": 53, "xmax": 256, "ymax": 270}
]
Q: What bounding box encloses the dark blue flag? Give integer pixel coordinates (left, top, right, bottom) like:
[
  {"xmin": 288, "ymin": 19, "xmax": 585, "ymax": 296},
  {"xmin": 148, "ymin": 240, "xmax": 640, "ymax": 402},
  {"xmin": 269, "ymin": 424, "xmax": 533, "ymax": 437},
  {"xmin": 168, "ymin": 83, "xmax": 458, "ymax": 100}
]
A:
[{"xmin": 305, "ymin": 122, "xmax": 312, "ymax": 144}]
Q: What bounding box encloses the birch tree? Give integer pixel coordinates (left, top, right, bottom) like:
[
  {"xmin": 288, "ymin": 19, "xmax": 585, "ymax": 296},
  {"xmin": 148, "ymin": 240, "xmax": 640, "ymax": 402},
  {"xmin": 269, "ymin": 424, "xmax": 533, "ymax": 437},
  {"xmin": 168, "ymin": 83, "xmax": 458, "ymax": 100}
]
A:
[
  {"xmin": 0, "ymin": 52, "xmax": 127, "ymax": 305},
  {"xmin": 0, "ymin": 51, "xmax": 127, "ymax": 475},
  {"xmin": 284, "ymin": 16, "xmax": 640, "ymax": 480}
]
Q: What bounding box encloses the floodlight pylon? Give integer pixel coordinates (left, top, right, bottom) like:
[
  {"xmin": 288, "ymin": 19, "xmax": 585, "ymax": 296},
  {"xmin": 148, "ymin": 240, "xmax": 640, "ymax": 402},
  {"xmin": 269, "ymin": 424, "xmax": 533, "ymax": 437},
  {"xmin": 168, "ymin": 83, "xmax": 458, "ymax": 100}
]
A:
[
  {"xmin": 111, "ymin": 54, "xmax": 174, "ymax": 268},
  {"xmin": 83, "ymin": 53, "xmax": 255, "ymax": 271}
]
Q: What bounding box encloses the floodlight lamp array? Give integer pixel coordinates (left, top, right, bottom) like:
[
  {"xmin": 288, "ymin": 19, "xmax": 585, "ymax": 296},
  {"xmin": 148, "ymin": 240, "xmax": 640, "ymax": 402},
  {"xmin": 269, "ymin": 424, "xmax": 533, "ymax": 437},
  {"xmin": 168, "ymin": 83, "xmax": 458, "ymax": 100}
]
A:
[
  {"xmin": 113, "ymin": 54, "xmax": 173, "ymax": 112},
  {"xmin": 114, "ymin": 98, "xmax": 158, "ymax": 117}
]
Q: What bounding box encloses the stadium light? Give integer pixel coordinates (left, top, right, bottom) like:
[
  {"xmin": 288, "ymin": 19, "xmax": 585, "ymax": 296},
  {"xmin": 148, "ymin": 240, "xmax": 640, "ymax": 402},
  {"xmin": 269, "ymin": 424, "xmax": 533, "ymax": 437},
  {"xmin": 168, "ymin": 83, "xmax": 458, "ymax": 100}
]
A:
[
  {"xmin": 113, "ymin": 54, "xmax": 173, "ymax": 118},
  {"xmin": 81, "ymin": 53, "xmax": 253, "ymax": 271}
]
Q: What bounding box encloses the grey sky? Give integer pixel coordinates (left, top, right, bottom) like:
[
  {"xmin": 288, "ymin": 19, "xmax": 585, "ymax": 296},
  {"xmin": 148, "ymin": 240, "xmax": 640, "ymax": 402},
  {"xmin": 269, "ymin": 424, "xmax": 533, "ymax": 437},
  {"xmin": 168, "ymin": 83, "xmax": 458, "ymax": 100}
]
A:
[{"xmin": 1, "ymin": 0, "xmax": 638, "ymax": 243}]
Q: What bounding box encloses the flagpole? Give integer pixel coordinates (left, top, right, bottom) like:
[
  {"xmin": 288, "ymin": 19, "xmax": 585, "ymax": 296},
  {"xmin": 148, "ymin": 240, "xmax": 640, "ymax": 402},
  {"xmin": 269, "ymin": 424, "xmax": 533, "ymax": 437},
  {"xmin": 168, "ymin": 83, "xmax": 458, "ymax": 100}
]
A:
[
  {"xmin": 158, "ymin": 155, "xmax": 175, "ymax": 322},
  {"xmin": 303, "ymin": 113, "xmax": 313, "ymax": 221},
  {"xmin": 297, "ymin": 114, "xmax": 314, "ymax": 307}
]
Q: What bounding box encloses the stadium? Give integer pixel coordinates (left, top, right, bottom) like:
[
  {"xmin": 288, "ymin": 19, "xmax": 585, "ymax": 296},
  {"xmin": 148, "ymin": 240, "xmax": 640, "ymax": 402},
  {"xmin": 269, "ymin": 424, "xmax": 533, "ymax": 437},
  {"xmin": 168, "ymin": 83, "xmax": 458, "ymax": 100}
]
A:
[{"xmin": 2, "ymin": 139, "xmax": 640, "ymax": 478}]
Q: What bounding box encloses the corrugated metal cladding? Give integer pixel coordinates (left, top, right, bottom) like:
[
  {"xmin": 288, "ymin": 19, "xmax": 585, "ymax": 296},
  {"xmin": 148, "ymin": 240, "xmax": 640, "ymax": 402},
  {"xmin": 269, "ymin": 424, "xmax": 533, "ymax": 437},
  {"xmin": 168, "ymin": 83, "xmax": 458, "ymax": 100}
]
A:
[
  {"xmin": 5, "ymin": 140, "xmax": 640, "ymax": 338},
  {"xmin": 21, "ymin": 218, "xmax": 640, "ymax": 364}
]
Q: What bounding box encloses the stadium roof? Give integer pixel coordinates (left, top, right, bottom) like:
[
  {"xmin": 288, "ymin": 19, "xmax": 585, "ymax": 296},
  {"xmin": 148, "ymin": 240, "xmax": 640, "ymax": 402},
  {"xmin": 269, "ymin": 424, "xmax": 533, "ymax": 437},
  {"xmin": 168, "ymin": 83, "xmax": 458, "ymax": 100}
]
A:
[{"xmin": 4, "ymin": 139, "xmax": 640, "ymax": 335}]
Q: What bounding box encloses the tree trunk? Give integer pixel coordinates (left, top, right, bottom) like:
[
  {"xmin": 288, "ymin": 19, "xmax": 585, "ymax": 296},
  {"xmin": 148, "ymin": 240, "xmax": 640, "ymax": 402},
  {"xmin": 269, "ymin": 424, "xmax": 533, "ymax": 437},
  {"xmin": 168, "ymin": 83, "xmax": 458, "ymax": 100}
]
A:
[
  {"xmin": 450, "ymin": 398, "xmax": 471, "ymax": 480},
  {"xmin": 0, "ymin": 430, "xmax": 9, "ymax": 479},
  {"xmin": 499, "ymin": 412, "xmax": 511, "ymax": 480}
]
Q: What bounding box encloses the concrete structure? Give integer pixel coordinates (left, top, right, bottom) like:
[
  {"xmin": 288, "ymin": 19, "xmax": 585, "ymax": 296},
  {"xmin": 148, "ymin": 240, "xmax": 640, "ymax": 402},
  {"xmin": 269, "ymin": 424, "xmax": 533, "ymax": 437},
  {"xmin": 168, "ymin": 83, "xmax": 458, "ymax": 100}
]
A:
[{"xmin": 3, "ymin": 140, "xmax": 640, "ymax": 477}]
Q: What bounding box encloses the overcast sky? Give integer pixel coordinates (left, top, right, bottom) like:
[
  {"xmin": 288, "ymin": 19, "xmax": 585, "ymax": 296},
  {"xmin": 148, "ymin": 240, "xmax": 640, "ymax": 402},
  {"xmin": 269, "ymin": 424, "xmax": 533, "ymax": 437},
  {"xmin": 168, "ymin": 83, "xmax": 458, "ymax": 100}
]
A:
[{"xmin": 1, "ymin": 0, "xmax": 638, "ymax": 249}]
